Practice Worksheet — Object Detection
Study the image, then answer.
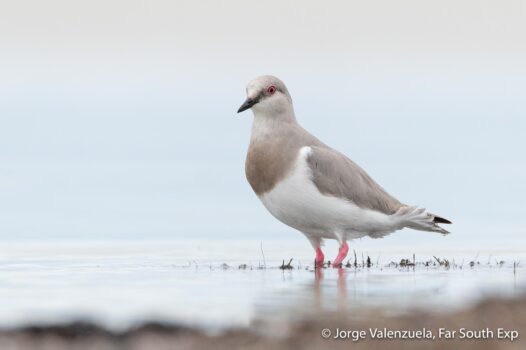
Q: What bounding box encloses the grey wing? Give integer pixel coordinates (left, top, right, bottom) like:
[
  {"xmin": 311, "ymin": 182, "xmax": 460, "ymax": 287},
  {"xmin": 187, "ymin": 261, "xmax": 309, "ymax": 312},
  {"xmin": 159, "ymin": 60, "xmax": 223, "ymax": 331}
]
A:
[{"xmin": 306, "ymin": 145, "xmax": 403, "ymax": 215}]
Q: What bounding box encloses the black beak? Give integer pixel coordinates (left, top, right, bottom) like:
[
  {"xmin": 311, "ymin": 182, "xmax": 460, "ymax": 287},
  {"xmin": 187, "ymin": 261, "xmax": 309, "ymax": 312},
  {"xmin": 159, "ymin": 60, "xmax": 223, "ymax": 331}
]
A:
[{"xmin": 237, "ymin": 97, "xmax": 258, "ymax": 113}]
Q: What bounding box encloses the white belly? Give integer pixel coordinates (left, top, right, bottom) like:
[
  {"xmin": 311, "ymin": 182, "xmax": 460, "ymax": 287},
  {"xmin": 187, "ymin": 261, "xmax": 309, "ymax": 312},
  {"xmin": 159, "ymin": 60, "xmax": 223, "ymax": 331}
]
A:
[{"xmin": 258, "ymin": 147, "xmax": 398, "ymax": 240}]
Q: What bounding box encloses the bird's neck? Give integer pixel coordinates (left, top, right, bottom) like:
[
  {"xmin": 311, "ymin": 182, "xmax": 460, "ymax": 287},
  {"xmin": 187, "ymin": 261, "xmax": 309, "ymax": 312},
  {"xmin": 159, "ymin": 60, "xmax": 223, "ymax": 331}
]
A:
[{"xmin": 250, "ymin": 105, "xmax": 298, "ymax": 141}]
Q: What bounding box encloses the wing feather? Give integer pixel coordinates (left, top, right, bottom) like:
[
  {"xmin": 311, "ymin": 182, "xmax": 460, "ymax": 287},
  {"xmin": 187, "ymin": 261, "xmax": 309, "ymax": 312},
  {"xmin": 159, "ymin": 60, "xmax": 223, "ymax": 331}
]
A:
[{"xmin": 306, "ymin": 146, "xmax": 403, "ymax": 215}]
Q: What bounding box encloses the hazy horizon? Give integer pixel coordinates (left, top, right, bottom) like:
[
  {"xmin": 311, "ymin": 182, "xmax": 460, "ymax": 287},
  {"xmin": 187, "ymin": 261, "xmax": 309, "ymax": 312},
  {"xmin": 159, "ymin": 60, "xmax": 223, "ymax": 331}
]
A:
[{"xmin": 1, "ymin": 1, "xmax": 525, "ymax": 252}]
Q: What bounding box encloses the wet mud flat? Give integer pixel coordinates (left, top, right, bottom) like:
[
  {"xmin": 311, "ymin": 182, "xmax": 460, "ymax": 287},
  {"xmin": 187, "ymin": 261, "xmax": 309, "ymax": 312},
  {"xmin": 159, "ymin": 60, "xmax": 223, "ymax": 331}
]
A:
[{"xmin": 0, "ymin": 293, "xmax": 524, "ymax": 350}]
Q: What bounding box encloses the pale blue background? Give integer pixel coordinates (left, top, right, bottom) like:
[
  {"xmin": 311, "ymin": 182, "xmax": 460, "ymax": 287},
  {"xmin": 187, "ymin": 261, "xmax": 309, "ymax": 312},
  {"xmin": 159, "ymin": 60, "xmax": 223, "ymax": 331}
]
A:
[{"xmin": 1, "ymin": 1, "xmax": 525, "ymax": 252}]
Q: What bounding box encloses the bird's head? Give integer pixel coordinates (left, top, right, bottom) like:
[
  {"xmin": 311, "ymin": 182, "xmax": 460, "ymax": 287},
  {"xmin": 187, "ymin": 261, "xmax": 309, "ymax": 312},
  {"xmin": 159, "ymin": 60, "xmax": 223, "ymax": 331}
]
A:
[{"xmin": 237, "ymin": 75, "xmax": 294, "ymax": 117}]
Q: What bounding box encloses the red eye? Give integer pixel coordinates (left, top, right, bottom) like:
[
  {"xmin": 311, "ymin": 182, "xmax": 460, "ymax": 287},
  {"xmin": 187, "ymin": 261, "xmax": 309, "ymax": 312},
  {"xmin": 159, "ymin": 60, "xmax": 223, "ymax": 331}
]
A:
[{"xmin": 267, "ymin": 85, "xmax": 276, "ymax": 94}]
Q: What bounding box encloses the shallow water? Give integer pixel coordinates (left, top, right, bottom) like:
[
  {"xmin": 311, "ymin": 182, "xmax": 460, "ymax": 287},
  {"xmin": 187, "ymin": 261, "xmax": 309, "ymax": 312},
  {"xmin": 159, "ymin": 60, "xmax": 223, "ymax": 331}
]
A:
[{"xmin": 0, "ymin": 239, "xmax": 524, "ymax": 331}]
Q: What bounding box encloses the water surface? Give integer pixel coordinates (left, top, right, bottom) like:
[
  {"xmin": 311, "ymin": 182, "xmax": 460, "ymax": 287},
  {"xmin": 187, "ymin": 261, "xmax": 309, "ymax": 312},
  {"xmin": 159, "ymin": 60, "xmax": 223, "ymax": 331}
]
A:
[{"xmin": 1, "ymin": 239, "xmax": 524, "ymax": 331}]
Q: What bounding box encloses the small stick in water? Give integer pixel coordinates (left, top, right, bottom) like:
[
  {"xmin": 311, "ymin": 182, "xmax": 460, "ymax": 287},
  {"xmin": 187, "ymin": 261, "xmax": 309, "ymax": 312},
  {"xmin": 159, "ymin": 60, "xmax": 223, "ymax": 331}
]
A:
[
  {"xmin": 280, "ymin": 258, "xmax": 293, "ymax": 270},
  {"xmin": 260, "ymin": 241, "xmax": 266, "ymax": 268}
]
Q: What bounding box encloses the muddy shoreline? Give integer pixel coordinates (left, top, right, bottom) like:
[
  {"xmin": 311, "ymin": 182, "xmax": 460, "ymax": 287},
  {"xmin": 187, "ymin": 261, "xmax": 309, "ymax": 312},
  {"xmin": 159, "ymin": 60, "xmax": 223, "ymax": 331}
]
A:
[{"xmin": 1, "ymin": 294, "xmax": 524, "ymax": 350}]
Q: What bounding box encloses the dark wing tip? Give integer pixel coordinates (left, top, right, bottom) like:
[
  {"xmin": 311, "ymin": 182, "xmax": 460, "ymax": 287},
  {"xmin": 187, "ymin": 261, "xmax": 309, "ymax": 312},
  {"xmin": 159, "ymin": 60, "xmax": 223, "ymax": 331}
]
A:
[{"xmin": 433, "ymin": 215, "xmax": 452, "ymax": 224}]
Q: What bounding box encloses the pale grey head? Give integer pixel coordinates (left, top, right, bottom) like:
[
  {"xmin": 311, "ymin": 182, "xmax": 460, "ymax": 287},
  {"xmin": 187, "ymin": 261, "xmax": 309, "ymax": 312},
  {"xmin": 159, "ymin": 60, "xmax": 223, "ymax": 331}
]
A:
[{"xmin": 237, "ymin": 75, "xmax": 293, "ymax": 116}]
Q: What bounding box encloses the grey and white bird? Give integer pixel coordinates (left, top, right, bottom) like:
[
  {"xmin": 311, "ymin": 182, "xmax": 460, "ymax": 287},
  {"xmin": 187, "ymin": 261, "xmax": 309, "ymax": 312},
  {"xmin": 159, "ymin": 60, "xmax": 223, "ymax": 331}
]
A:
[{"xmin": 237, "ymin": 75, "xmax": 451, "ymax": 267}]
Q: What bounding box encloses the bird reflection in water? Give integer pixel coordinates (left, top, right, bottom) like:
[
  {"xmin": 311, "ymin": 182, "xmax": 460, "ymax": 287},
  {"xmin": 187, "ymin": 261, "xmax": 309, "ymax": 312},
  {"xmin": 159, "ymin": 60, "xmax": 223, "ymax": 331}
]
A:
[{"xmin": 313, "ymin": 266, "xmax": 348, "ymax": 314}]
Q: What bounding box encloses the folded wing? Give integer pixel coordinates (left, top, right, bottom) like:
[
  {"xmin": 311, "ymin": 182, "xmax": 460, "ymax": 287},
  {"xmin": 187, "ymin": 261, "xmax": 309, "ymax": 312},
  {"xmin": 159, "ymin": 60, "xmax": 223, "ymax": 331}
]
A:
[{"xmin": 306, "ymin": 145, "xmax": 403, "ymax": 215}]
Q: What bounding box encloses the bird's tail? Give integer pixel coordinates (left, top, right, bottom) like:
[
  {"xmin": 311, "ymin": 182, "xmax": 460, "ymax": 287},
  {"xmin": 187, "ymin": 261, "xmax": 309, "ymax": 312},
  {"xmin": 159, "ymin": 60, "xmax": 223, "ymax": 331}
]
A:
[{"xmin": 393, "ymin": 206, "xmax": 452, "ymax": 235}]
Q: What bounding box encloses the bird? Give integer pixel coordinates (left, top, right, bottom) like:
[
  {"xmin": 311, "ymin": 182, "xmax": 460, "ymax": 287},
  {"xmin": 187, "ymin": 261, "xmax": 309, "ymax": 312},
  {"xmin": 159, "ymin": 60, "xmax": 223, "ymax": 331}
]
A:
[{"xmin": 237, "ymin": 75, "xmax": 451, "ymax": 267}]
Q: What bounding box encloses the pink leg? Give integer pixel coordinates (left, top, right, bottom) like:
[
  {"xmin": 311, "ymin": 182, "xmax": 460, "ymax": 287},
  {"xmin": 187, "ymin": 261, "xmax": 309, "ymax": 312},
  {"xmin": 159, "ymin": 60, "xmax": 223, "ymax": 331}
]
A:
[
  {"xmin": 332, "ymin": 242, "xmax": 349, "ymax": 267},
  {"xmin": 315, "ymin": 247, "xmax": 324, "ymax": 268}
]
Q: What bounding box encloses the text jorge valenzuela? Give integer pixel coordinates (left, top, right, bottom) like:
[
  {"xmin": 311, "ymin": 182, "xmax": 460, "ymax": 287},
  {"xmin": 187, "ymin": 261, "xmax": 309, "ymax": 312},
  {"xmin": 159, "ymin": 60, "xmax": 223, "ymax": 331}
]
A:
[{"xmin": 326, "ymin": 327, "xmax": 519, "ymax": 341}]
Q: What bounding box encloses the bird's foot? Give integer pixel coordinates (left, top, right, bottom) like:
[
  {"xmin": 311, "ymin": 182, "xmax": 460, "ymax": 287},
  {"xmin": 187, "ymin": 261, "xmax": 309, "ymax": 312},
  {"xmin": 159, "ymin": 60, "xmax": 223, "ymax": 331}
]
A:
[
  {"xmin": 332, "ymin": 242, "xmax": 349, "ymax": 268},
  {"xmin": 314, "ymin": 247, "xmax": 324, "ymax": 268}
]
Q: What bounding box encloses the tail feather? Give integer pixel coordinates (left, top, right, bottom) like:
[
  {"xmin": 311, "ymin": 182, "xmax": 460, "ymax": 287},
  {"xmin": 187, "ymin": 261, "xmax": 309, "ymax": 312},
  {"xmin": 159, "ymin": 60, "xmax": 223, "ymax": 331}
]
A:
[{"xmin": 393, "ymin": 206, "xmax": 451, "ymax": 235}]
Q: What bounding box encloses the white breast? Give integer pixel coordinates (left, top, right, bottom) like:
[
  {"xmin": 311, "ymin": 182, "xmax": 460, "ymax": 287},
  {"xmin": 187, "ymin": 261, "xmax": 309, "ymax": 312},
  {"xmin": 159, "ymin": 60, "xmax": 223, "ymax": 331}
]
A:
[{"xmin": 258, "ymin": 147, "xmax": 398, "ymax": 240}]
